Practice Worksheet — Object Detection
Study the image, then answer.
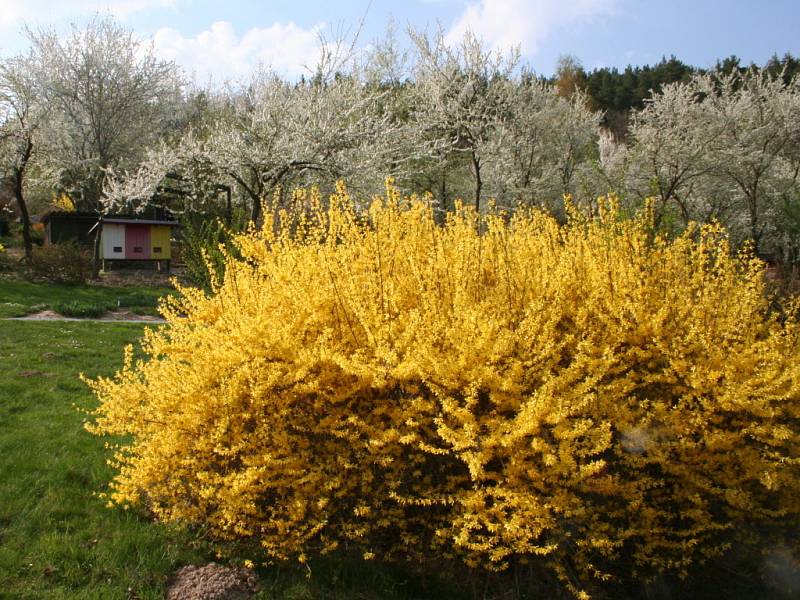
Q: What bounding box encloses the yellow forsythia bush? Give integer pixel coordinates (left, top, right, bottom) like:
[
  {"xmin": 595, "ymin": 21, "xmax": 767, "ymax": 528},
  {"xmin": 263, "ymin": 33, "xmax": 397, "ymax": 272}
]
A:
[{"xmin": 86, "ymin": 181, "xmax": 800, "ymax": 590}]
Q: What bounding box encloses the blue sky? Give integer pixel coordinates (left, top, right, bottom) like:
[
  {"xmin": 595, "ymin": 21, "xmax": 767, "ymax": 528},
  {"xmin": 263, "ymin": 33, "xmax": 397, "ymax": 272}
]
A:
[{"xmin": 0, "ymin": 0, "xmax": 797, "ymax": 82}]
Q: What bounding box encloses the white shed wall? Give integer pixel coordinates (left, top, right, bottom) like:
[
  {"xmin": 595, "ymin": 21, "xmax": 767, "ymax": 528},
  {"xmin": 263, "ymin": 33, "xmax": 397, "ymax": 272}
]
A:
[{"xmin": 101, "ymin": 224, "xmax": 125, "ymax": 259}]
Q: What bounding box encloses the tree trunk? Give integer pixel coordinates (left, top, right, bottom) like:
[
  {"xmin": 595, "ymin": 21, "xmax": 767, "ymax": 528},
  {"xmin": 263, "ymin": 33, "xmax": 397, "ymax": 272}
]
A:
[
  {"xmin": 251, "ymin": 195, "xmax": 261, "ymax": 226},
  {"xmin": 91, "ymin": 221, "xmax": 102, "ymax": 279},
  {"xmin": 12, "ymin": 141, "xmax": 34, "ymax": 261},
  {"xmin": 14, "ymin": 177, "xmax": 33, "ymax": 261},
  {"xmin": 747, "ymin": 185, "xmax": 760, "ymax": 255},
  {"xmin": 224, "ymin": 186, "xmax": 232, "ymax": 226},
  {"xmin": 436, "ymin": 169, "xmax": 447, "ymax": 225},
  {"xmin": 440, "ymin": 170, "xmax": 447, "ymax": 210},
  {"xmin": 472, "ymin": 152, "xmax": 482, "ymax": 214}
]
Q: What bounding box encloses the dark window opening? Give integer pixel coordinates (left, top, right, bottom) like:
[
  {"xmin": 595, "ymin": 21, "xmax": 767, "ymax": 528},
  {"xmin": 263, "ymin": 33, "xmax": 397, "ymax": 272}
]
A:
[
  {"xmin": 113, "ymin": 246, "xmax": 122, "ymax": 253},
  {"xmin": 134, "ymin": 246, "xmax": 143, "ymax": 253},
  {"xmin": 153, "ymin": 247, "xmax": 162, "ymax": 253}
]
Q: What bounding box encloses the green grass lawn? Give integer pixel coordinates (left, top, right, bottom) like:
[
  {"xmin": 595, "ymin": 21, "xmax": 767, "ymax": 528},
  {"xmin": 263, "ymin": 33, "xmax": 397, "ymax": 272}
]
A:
[
  {"xmin": 0, "ymin": 321, "xmax": 464, "ymax": 600},
  {"xmin": 0, "ymin": 279, "xmax": 171, "ymax": 318},
  {"xmin": 0, "ymin": 321, "xmax": 211, "ymax": 599}
]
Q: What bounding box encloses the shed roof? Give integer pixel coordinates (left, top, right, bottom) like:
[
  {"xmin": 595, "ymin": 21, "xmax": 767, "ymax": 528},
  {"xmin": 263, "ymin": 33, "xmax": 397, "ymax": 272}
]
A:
[
  {"xmin": 88, "ymin": 216, "xmax": 179, "ymax": 234},
  {"xmin": 102, "ymin": 218, "xmax": 177, "ymax": 226},
  {"xmin": 40, "ymin": 210, "xmax": 98, "ymax": 224}
]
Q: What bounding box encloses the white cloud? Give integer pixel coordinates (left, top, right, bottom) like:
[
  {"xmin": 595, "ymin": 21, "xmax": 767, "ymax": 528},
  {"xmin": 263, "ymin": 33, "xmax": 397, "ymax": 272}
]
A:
[
  {"xmin": 445, "ymin": 0, "xmax": 616, "ymax": 54},
  {"xmin": 0, "ymin": 0, "xmax": 176, "ymax": 27},
  {"xmin": 152, "ymin": 21, "xmax": 325, "ymax": 84}
]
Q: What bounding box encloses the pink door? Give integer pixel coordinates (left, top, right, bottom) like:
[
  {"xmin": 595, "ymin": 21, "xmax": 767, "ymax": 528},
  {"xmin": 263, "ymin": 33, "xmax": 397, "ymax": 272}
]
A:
[{"xmin": 125, "ymin": 225, "xmax": 151, "ymax": 259}]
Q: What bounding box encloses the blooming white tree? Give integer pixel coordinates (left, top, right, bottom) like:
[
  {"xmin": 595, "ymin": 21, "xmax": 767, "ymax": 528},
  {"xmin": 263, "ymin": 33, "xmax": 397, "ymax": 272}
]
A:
[
  {"xmin": 106, "ymin": 59, "xmax": 397, "ymax": 224},
  {"xmin": 489, "ymin": 74, "xmax": 600, "ymax": 212},
  {"xmin": 622, "ymin": 70, "xmax": 800, "ymax": 251},
  {"xmin": 408, "ymin": 28, "xmax": 519, "ymax": 213},
  {"xmin": 27, "ymin": 16, "xmax": 184, "ymax": 213},
  {"xmin": 624, "ymin": 74, "xmax": 728, "ymax": 228},
  {"xmin": 0, "ymin": 51, "xmax": 47, "ymax": 260},
  {"xmin": 708, "ymin": 71, "xmax": 800, "ymax": 253}
]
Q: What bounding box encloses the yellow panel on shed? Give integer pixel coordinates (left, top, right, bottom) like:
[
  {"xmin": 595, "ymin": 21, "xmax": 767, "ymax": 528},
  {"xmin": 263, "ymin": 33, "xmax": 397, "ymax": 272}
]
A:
[{"xmin": 150, "ymin": 225, "xmax": 171, "ymax": 259}]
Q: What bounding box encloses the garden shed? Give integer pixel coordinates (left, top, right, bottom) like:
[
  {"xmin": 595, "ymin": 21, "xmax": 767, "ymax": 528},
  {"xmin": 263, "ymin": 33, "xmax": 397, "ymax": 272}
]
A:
[
  {"xmin": 93, "ymin": 217, "xmax": 177, "ymax": 271},
  {"xmin": 42, "ymin": 211, "xmax": 99, "ymax": 245}
]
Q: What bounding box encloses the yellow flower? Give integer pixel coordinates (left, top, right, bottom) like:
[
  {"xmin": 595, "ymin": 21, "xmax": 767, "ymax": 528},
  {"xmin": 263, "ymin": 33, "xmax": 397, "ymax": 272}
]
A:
[{"xmin": 85, "ymin": 182, "xmax": 800, "ymax": 592}]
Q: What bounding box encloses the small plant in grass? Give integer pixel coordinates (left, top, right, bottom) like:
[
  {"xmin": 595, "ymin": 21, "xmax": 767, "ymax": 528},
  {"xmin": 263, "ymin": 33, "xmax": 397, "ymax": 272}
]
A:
[
  {"xmin": 117, "ymin": 291, "xmax": 161, "ymax": 308},
  {"xmin": 86, "ymin": 181, "xmax": 800, "ymax": 598},
  {"xmin": 53, "ymin": 299, "xmax": 111, "ymax": 318},
  {"xmin": 0, "ymin": 301, "xmax": 28, "ymax": 317}
]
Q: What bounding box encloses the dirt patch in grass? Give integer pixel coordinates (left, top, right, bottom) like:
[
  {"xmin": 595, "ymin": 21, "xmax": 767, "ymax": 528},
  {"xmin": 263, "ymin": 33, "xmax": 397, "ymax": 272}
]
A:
[
  {"xmin": 16, "ymin": 309, "xmax": 165, "ymax": 322},
  {"xmin": 166, "ymin": 563, "xmax": 259, "ymax": 600},
  {"xmin": 17, "ymin": 310, "xmax": 62, "ymax": 319},
  {"xmin": 16, "ymin": 370, "xmax": 48, "ymax": 378}
]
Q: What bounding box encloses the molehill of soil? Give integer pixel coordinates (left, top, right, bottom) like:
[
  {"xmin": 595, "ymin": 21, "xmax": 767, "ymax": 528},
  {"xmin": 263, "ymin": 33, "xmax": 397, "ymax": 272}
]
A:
[{"xmin": 166, "ymin": 563, "xmax": 259, "ymax": 600}]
